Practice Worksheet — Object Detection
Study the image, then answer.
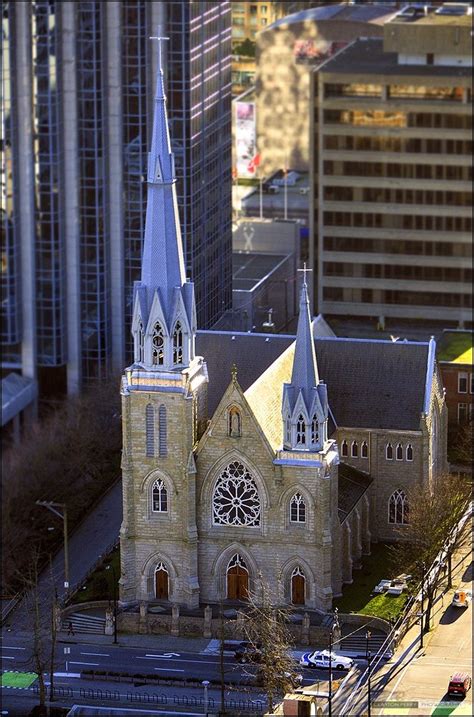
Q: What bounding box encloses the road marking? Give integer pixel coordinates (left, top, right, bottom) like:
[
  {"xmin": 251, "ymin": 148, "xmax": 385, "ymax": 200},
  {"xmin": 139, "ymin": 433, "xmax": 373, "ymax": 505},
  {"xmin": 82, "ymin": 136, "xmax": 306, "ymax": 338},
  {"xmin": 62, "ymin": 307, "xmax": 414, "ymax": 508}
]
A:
[
  {"xmin": 144, "ymin": 653, "xmax": 180, "ymax": 658},
  {"xmin": 2, "ymin": 647, "xmax": 26, "ymax": 651},
  {"xmin": 68, "ymin": 661, "xmax": 99, "ymax": 666},
  {"xmin": 1, "ymin": 657, "xmax": 15, "ymax": 661},
  {"xmin": 80, "ymin": 652, "xmax": 110, "ymax": 657},
  {"xmin": 135, "ymin": 656, "xmax": 232, "ymax": 666},
  {"xmin": 153, "ymin": 668, "xmax": 185, "ymax": 673},
  {"xmin": 53, "ymin": 672, "xmax": 81, "ymax": 678}
]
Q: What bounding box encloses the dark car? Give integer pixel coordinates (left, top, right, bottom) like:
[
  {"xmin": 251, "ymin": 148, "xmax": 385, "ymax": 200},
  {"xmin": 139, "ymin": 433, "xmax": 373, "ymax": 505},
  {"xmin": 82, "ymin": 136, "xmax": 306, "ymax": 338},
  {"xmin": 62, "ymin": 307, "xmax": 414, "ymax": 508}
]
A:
[
  {"xmin": 448, "ymin": 672, "xmax": 471, "ymax": 698},
  {"xmin": 234, "ymin": 644, "xmax": 263, "ymax": 664}
]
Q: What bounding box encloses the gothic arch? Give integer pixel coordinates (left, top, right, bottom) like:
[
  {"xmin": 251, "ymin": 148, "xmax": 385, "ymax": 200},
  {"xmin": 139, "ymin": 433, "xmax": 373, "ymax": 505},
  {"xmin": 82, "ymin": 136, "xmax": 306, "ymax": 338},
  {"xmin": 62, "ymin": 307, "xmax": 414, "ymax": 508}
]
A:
[
  {"xmin": 141, "ymin": 551, "xmax": 179, "ymax": 601},
  {"xmin": 278, "ymin": 484, "xmax": 314, "ymax": 529},
  {"xmin": 280, "ymin": 556, "xmax": 316, "ymax": 606},
  {"xmin": 140, "ymin": 468, "xmax": 177, "ymax": 497},
  {"xmin": 200, "ymin": 449, "xmax": 270, "ymax": 510},
  {"xmin": 211, "ymin": 543, "xmax": 259, "ymax": 600}
]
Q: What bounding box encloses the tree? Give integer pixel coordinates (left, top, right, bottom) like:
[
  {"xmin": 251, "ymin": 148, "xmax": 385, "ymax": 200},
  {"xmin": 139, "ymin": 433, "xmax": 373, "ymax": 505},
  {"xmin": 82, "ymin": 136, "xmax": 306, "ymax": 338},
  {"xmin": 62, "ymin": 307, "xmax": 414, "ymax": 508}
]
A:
[
  {"xmin": 390, "ymin": 473, "xmax": 471, "ymax": 632},
  {"xmin": 233, "ymin": 38, "xmax": 256, "ymax": 58},
  {"xmin": 241, "ymin": 578, "xmax": 298, "ymax": 714}
]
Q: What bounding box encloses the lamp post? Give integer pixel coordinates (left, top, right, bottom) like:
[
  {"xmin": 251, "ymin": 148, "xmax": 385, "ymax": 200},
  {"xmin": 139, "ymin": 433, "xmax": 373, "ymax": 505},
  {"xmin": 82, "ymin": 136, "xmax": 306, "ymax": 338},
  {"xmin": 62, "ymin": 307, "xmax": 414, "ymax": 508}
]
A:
[
  {"xmin": 328, "ymin": 625, "xmax": 333, "ymax": 717},
  {"xmin": 202, "ymin": 679, "xmax": 210, "ymax": 716},
  {"xmin": 420, "ymin": 561, "xmax": 426, "ymax": 648},
  {"xmin": 106, "ymin": 564, "xmax": 118, "ymax": 644},
  {"xmin": 36, "ymin": 501, "xmax": 69, "ymax": 591},
  {"xmin": 367, "ymin": 648, "xmax": 372, "ymax": 717}
]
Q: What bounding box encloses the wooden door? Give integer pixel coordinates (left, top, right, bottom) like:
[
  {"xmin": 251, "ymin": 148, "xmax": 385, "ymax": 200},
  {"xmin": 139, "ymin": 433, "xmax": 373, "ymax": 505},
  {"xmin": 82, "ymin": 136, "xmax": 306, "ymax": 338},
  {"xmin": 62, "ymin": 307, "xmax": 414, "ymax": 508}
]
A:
[
  {"xmin": 292, "ymin": 574, "xmax": 305, "ymax": 605},
  {"xmin": 227, "ymin": 566, "xmax": 249, "ymax": 601},
  {"xmin": 155, "ymin": 569, "xmax": 169, "ymax": 600}
]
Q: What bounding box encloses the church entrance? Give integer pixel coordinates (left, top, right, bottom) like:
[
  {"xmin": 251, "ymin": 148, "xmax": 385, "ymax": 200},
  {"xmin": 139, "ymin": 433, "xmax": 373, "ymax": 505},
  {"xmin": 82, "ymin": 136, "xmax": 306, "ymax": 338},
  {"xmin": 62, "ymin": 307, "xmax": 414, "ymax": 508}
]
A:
[
  {"xmin": 226, "ymin": 554, "xmax": 249, "ymax": 601},
  {"xmin": 154, "ymin": 562, "xmax": 169, "ymax": 600},
  {"xmin": 291, "ymin": 567, "xmax": 305, "ymax": 605}
]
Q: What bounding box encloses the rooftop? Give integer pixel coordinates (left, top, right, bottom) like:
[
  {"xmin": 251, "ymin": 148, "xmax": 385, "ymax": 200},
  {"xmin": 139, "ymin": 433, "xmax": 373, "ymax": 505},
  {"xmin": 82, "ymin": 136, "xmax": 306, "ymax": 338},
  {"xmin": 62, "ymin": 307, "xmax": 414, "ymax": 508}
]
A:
[
  {"xmin": 319, "ymin": 37, "xmax": 472, "ymax": 77},
  {"xmin": 266, "ymin": 3, "xmax": 396, "ymax": 31},
  {"xmin": 437, "ymin": 330, "xmax": 473, "ymax": 364},
  {"xmin": 233, "ymin": 252, "xmax": 290, "ymax": 292}
]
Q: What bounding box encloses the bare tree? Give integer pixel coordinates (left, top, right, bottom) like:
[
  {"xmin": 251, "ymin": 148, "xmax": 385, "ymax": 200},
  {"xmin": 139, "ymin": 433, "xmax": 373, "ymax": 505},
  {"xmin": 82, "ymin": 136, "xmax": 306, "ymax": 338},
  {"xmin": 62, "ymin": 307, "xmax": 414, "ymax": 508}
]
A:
[
  {"xmin": 391, "ymin": 472, "xmax": 471, "ymax": 632},
  {"xmin": 241, "ymin": 578, "xmax": 298, "ymax": 714}
]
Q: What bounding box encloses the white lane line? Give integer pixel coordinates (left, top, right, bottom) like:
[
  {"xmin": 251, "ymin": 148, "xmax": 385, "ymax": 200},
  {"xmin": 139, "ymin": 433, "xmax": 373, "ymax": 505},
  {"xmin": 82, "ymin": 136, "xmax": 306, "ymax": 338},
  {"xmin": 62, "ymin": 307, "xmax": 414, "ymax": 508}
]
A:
[
  {"xmin": 1, "ymin": 656, "xmax": 15, "ymax": 660},
  {"xmin": 53, "ymin": 672, "xmax": 81, "ymax": 678},
  {"xmin": 135, "ymin": 656, "xmax": 232, "ymax": 666},
  {"xmin": 2, "ymin": 647, "xmax": 26, "ymax": 650},
  {"xmin": 68, "ymin": 661, "xmax": 99, "ymax": 666},
  {"xmin": 80, "ymin": 652, "xmax": 110, "ymax": 657},
  {"xmin": 153, "ymin": 668, "xmax": 185, "ymax": 673}
]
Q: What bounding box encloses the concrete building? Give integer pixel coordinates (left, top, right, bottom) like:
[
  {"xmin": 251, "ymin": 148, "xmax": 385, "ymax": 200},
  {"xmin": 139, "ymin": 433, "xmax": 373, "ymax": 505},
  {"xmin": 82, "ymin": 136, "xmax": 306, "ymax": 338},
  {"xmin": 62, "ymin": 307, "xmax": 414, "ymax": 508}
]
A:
[
  {"xmin": 310, "ymin": 7, "xmax": 473, "ymax": 331},
  {"xmin": 1, "ymin": 1, "xmax": 232, "ymax": 404},
  {"xmin": 120, "ymin": 34, "xmax": 448, "ymax": 616}
]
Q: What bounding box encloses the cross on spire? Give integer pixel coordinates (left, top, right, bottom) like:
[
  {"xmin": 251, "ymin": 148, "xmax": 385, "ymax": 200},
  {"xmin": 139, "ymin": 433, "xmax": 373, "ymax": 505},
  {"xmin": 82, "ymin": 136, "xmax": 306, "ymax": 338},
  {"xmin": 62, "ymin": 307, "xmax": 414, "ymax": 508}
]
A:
[
  {"xmin": 149, "ymin": 33, "xmax": 169, "ymax": 74},
  {"xmin": 297, "ymin": 262, "xmax": 313, "ymax": 287}
]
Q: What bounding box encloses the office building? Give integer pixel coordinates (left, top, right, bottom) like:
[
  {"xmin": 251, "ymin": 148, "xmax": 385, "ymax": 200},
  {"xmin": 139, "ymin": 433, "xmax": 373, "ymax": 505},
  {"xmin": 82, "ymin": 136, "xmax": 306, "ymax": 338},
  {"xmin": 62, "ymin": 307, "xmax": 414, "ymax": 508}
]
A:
[
  {"xmin": 1, "ymin": 1, "xmax": 232, "ymax": 408},
  {"xmin": 310, "ymin": 7, "xmax": 472, "ymax": 330}
]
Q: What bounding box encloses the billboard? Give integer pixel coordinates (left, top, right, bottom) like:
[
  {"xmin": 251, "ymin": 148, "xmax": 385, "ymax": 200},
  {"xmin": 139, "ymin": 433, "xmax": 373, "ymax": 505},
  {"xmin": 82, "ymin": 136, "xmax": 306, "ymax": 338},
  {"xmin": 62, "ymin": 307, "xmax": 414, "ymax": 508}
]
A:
[{"xmin": 235, "ymin": 101, "xmax": 256, "ymax": 178}]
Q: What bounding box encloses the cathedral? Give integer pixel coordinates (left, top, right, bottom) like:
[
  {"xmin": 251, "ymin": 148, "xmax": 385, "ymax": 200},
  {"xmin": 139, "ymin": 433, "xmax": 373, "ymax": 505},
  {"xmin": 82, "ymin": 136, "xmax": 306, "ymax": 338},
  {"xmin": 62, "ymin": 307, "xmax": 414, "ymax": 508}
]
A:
[{"xmin": 119, "ymin": 42, "xmax": 448, "ymax": 613}]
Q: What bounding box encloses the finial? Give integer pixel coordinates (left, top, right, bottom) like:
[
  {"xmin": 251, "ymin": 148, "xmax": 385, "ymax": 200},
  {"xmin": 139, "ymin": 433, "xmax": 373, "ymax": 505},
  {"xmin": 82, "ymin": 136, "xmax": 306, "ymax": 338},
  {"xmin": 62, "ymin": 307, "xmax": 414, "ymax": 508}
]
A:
[
  {"xmin": 297, "ymin": 262, "xmax": 312, "ymax": 288},
  {"xmin": 150, "ymin": 31, "xmax": 169, "ymax": 74},
  {"xmin": 231, "ymin": 364, "xmax": 238, "ymax": 383}
]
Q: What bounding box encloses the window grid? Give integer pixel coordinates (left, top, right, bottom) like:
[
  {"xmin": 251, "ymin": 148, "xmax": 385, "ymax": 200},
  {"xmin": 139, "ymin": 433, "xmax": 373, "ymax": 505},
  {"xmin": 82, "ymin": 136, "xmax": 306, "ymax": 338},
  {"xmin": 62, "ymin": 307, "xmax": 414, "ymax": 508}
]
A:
[
  {"xmin": 290, "ymin": 493, "xmax": 306, "ymax": 524},
  {"xmin": 388, "ymin": 489, "xmax": 409, "ymax": 524},
  {"xmin": 152, "ymin": 479, "xmax": 168, "ymax": 512}
]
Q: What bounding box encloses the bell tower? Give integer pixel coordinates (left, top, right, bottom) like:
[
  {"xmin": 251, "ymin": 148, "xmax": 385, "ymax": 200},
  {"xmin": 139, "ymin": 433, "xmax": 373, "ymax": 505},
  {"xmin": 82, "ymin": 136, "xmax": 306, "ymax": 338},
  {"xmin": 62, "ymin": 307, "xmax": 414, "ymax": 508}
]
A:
[{"xmin": 120, "ymin": 34, "xmax": 207, "ymax": 609}]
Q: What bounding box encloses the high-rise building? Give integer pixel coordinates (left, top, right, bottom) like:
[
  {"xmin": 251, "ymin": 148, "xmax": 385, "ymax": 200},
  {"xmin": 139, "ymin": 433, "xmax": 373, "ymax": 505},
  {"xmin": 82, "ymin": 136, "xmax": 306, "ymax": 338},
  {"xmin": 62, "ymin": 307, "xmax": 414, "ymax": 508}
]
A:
[
  {"xmin": 310, "ymin": 8, "xmax": 473, "ymax": 330},
  {"xmin": 1, "ymin": 0, "xmax": 232, "ymax": 403}
]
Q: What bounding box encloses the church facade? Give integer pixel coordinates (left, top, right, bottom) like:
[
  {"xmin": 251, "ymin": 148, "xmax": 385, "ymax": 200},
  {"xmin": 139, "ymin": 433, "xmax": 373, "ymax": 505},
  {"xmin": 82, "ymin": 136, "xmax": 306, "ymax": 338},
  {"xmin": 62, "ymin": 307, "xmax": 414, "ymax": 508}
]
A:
[{"xmin": 119, "ymin": 42, "xmax": 448, "ymax": 614}]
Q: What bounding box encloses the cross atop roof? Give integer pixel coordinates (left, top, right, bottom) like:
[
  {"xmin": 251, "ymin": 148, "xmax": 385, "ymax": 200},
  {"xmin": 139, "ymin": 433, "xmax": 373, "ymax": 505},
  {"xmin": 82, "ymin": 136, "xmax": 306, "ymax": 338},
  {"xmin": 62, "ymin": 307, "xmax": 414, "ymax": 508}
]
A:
[
  {"xmin": 297, "ymin": 262, "xmax": 313, "ymax": 287},
  {"xmin": 149, "ymin": 33, "xmax": 169, "ymax": 74}
]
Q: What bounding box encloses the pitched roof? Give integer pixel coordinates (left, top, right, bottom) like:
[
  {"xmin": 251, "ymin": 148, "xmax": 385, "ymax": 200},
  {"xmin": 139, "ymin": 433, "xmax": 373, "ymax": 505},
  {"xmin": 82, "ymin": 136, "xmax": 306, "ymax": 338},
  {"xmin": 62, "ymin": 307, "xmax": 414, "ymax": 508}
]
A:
[
  {"xmin": 338, "ymin": 463, "xmax": 373, "ymax": 523},
  {"xmin": 196, "ymin": 332, "xmax": 430, "ymax": 432}
]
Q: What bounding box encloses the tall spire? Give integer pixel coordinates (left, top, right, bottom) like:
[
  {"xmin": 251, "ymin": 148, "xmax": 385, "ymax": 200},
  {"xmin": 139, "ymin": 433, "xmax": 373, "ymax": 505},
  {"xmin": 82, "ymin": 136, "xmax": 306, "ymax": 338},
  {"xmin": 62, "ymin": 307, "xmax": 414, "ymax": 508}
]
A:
[
  {"xmin": 140, "ymin": 33, "xmax": 186, "ymax": 315},
  {"xmin": 291, "ymin": 278, "xmax": 319, "ymax": 395}
]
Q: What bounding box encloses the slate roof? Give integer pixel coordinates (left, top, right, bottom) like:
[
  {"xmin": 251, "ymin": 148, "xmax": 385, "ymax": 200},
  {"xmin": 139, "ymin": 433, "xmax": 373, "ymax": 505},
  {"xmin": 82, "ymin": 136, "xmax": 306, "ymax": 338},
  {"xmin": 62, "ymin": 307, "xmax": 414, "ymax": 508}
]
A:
[
  {"xmin": 195, "ymin": 332, "xmax": 430, "ymax": 432},
  {"xmin": 338, "ymin": 463, "xmax": 373, "ymax": 524}
]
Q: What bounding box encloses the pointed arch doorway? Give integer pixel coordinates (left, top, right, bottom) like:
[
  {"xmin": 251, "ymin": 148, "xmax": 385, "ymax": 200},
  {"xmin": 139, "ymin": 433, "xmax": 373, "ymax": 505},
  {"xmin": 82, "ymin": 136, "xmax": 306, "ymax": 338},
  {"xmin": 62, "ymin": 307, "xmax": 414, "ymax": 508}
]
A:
[
  {"xmin": 291, "ymin": 566, "xmax": 306, "ymax": 605},
  {"xmin": 226, "ymin": 554, "xmax": 249, "ymax": 601},
  {"xmin": 154, "ymin": 562, "xmax": 169, "ymax": 600}
]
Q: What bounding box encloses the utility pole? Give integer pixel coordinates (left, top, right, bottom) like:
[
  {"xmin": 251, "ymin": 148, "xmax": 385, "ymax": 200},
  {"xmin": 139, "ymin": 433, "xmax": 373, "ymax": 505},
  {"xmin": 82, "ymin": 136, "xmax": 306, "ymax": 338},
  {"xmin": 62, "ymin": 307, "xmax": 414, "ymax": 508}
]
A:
[
  {"xmin": 367, "ymin": 649, "xmax": 372, "ymax": 717},
  {"xmin": 420, "ymin": 561, "xmax": 426, "ymax": 648},
  {"xmin": 36, "ymin": 501, "xmax": 69, "ymax": 590},
  {"xmin": 328, "ymin": 626, "xmax": 333, "ymax": 717}
]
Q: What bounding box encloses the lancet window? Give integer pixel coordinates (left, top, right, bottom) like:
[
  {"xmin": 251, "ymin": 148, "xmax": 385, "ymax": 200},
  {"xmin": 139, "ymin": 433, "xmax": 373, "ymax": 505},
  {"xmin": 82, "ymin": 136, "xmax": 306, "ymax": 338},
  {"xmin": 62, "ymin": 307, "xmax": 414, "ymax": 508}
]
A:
[{"xmin": 152, "ymin": 322, "xmax": 165, "ymax": 365}]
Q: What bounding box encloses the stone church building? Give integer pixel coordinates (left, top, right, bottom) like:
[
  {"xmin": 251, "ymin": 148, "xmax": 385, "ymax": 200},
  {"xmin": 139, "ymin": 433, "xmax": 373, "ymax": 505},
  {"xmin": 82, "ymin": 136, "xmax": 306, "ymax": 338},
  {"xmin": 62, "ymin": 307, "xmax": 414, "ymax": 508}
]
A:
[{"xmin": 119, "ymin": 43, "xmax": 448, "ymax": 614}]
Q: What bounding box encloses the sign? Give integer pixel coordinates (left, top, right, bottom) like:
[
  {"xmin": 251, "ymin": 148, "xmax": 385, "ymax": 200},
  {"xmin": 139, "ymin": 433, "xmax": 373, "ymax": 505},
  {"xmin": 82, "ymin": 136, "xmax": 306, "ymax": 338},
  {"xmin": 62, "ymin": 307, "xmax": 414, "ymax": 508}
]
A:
[{"xmin": 235, "ymin": 101, "xmax": 256, "ymax": 178}]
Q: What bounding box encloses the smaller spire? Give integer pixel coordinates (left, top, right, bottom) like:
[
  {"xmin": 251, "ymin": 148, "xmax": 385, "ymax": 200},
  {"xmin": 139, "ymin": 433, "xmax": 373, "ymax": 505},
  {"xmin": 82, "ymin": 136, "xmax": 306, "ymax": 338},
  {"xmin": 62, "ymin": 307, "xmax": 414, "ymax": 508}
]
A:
[
  {"xmin": 291, "ymin": 278, "xmax": 319, "ymax": 392},
  {"xmin": 231, "ymin": 364, "xmax": 238, "ymax": 383}
]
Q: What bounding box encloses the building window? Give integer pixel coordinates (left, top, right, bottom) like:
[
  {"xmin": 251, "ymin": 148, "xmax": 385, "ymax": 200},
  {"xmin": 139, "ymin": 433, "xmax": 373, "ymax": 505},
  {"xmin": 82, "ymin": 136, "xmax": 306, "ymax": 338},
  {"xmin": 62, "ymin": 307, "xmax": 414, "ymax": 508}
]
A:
[
  {"xmin": 145, "ymin": 404, "xmax": 154, "ymax": 456},
  {"xmin": 172, "ymin": 321, "xmax": 183, "ymax": 364},
  {"xmin": 228, "ymin": 406, "xmax": 242, "ymax": 437},
  {"xmin": 386, "ymin": 443, "xmax": 393, "ymax": 460},
  {"xmin": 396, "ymin": 443, "xmax": 403, "ymax": 461},
  {"xmin": 406, "ymin": 443, "xmax": 413, "ymax": 461},
  {"xmin": 290, "ymin": 493, "xmax": 306, "ymax": 524},
  {"xmin": 137, "ymin": 321, "xmax": 144, "ymax": 362},
  {"xmin": 285, "ymin": 415, "xmax": 291, "ymax": 444},
  {"xmin": 311, "ymin": 415, "xmax": 319, "ymax": 444},
  {"xmin": 388, "ymin": 489, "xmax": 409, "ymax": 525},
  {"xmin": 458, "ymin": 403, "xmax": 468, "ymax": 424},
  {"xmin": 296, "ymin": 414, "xmax": 306, "ymax": 446},
  {"xmin": 212, "ymin": 461, "xmax": 261, "ymax": 527},
  {"xmin": 458, "ymin": 372, "xmax": 468, "ymax": 393},
  {"xmin": 351, "ymin": 441, "xmax": 358, "ymax": 458},
  {"xmin": 158, "ymin": 405, "xmax": 167, "ymax": 456},
  {"xmin": 361, "ymin": 441, "xmax": 368, "ymax": 458},
  {"xmin": 152, "ymin": 322, "xmax": 165, "ymax": 365},
  {"xmin": 470, "ymin": 373, "xmax": 474, "ymax": 394},
  {"xmin": 341, "ymin": 440, "xmax": 348, "ymax": 457},
  {"xmin": 152, "ymin": 479, "xmax": 168, "ymax": 512}
]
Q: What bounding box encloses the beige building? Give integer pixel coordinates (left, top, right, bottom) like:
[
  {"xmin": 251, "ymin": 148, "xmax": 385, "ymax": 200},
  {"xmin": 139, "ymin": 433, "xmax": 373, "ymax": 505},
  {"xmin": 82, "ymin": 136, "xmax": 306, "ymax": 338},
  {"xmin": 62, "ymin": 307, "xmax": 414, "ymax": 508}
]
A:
[
  {"xmin": 310, "ymin": 10, "xmax": 473, "ymax": 329},
  {"xmin": 255, "ymin": 4, "xmax": 393, "ymax": 178},
  {"xmin": 119, "ymin": 36, "xmax": 448, "ymax": 616}
]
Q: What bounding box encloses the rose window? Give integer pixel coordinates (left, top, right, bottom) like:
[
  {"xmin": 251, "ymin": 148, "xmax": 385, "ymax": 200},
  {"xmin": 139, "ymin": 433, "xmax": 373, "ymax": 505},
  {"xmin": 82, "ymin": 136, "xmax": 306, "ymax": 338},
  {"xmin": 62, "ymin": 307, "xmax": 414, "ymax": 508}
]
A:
[{"xmin": 212, "ymin": 461, "xmax": 261, "ymax": 527}]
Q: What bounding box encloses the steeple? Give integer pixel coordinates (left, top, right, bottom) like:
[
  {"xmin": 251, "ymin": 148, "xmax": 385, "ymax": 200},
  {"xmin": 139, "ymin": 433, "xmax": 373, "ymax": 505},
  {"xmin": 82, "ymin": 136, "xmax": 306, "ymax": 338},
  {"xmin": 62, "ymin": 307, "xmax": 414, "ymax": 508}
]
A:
[
  {"xmin": 281, "ymin": 275, "xmax": 328, "ymax": 452},
  {"xmin": 130, "ymin": 34, "xmax": 196, "ymax": 372}
]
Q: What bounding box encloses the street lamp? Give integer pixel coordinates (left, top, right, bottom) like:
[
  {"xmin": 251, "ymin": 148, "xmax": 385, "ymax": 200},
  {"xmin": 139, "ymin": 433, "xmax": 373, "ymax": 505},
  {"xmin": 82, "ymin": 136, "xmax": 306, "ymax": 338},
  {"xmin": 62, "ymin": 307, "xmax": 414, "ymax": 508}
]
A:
[
  {"xmin": 328, "ymin": 625, "xmax": 333, "ymax": 717},
  {"xmin": 367, "ymin": 648, "xmax": 372, "ymax": 717},
  {"xmin": 106, "ymin": 564, "xmax": 118, "ymax": 644},
  {"xmin": 202, "ymin": 679, "xmax": 210, "ymax": 716},
  {"xmin": 419, "ymin": 561, "xmax": 426, "ymax": 648},
  {"xmin": 36, "ymin": 501, "xmax": 69, "ymax": 591}
]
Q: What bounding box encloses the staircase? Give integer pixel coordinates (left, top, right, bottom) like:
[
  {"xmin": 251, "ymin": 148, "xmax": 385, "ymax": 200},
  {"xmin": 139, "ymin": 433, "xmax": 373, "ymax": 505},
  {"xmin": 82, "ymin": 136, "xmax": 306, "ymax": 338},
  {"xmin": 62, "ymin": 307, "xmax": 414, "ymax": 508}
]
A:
[
  {"xmin": 61, "ymin": 612, "xmax": 106, "ymax": 635},
  {"xmin": 337, "ymin": 631, "xmax": 389, "ymax": 656}
]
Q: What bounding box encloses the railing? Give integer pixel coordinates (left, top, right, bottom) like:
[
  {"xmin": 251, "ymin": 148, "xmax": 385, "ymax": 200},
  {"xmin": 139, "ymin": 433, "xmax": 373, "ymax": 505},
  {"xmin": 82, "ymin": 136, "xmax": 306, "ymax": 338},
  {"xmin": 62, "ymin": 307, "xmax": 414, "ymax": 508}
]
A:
[
  {"xmin": 0, "ymin": 592, "xmax": 23, "ymax": 626},
  {"xmin": 62, "ymin": 536, "xmax": 120, "ymax": 607}
]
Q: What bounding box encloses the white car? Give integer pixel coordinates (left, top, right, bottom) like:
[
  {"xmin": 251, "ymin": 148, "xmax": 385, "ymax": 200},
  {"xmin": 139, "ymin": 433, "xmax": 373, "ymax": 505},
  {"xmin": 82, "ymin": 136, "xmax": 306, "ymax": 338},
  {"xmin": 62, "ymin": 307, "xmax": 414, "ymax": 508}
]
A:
[
  {"xmin": 452, "ymin": 590, "xmax": 472, "ymax": 608},
  {"xmin": 299, "ymin": 650, "xmax": 354, "ymax": 671}
]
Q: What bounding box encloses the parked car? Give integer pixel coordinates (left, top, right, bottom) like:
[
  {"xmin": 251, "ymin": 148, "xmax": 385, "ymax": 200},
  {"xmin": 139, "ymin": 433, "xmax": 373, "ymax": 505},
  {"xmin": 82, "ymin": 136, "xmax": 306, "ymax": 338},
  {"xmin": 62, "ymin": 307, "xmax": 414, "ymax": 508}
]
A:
[
  {"xmin": 299, "ymin": 650, "xmax": 354, "ymax": 671},
  {"xmin": 373, "ymin": 579, "xmax": 392, "ymax": 594},
  {"xmin": 452, "ymin": 590, "xmax": 472, "ymax": 608},
  {"xmin": 234, "ymin": 644, "xmax": 263, "ymax": 663},
  {"xmin": 447, "ymin": 672, "xmax": 471, "ymax": 698}
]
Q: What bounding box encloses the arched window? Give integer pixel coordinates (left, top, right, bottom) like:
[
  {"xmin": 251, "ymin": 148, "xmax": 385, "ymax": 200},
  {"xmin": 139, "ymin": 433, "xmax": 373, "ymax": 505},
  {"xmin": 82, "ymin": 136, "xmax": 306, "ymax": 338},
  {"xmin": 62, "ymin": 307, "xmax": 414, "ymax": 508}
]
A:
[
  {"xmin": 406, "ymin": 443, "xmax": 413, "ymax": 461},
  {"xmin": 290, "ymin": 493, "xmax": 306, "ymax": 523},
  {"xmin": 172, "ymin": 321, "xmax": 183, "ymax": 364},
  {"xmin": 361, "ymin": 441, "xmax": 368, "ymax": 458},
  {"xmin": 228, "ymin": 406, "xmax": 242, "ymax": 437},
  {"xmin": 145, "ymin": 404, "xmax": 154, "ymax": 456},
  {"xmin": 152, "ymin": 479, "xmax": 168, "ymax": 512},
  {"xmin": 213, "ymin": 461, "xmax": 261, "ymax": 526},
  {"xmin": 291, "ymin": 566, "xmax": 306, "ymax": 605},
  {"xmin": 386, "ymin": 443, "xmax": 393, "ymax": 460},
  {"xmin": 388, "ymin": 489, "xmax": 409, "ymax": 524},
  {"xmin": 227, "ymin": 554, "xmax": 249, "ymax": 601},
  {"xmin": 351, "ymin": 441, "xmax": 358, "ymax": 458},
  {"xmin": 311, "ymin": 415, "xmax": 319, "ymax": 444},
  {"xmin": 396, "ymin": 443, "xmax": 403, "ymax": 461},
  {"xmin": 341, "ymin": 440, "xmax": 348, "ymax": 457},
  {"xmin": 137, "ymin": 320, "xmax": 144, "ymax": 363},
  {"xmin": 296, "ymin": 414, "xmax": 306, "ymax": 446},
  {"xmin": 152, "ymin": 322, "xmax": 165, "ymax": 365},
  {"xmin": 158, "ymin": 405, "xmax": 167, "ymax": 457},
  {"xmin": 285, "ymin": 415, "xmax": 291, "ymax": 444},
  {"xmin": 154, "ymin": 562, "xmax": 169, "ymax": 599}
]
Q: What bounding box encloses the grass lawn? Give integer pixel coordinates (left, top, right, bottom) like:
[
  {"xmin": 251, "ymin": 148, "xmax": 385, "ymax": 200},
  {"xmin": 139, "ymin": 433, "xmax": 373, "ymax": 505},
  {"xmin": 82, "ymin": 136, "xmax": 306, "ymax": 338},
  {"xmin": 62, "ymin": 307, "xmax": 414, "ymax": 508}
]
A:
[
  {"xmin": 74, "ymin": 546, "xmax": 120, "ymax": 603},
  {"xmin": 333, "ymin": 543, "xmax": 409, "ymax": 622},
  {"xmin": 1, "ymin": 672, "xmax": 38, "ymax": 688}
]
